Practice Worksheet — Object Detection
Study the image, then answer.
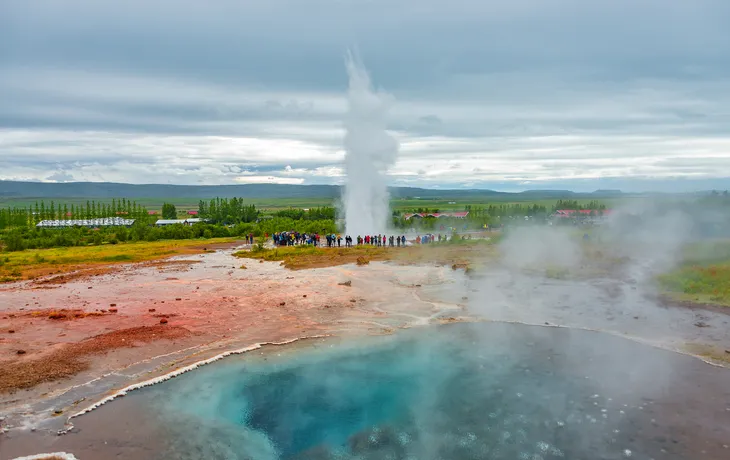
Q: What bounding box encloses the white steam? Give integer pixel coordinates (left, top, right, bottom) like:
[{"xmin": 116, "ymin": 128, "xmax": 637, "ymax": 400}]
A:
[{"xmin": 343, "ymin": 51, "xmax": 399, "ymax": 237}]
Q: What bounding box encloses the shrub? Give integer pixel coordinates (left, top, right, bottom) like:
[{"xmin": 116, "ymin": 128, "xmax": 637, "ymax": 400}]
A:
[{"xmin": 4, "ymin": 230, "xmax": 24, "ymax": 252}]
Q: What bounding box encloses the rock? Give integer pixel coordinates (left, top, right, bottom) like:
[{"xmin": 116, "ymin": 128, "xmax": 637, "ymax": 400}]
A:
[
  {"xmin": 175, "ymin": 298, "xmax": 182, "ymax": 301},
  {"xmin": 279, "ymin": 302, "xmax": 286, "ymax": 306},
  {"xmin": 100, "ymin": 309, "xmax": 107, "ymax": 313},
  {"xmin": 88, "ymin": 287, "xmax": 92, "ymax": 289},
  {"xmin": 17, "ymin": 349, "xmax": 26, "ymax": 355},
  {"xmin": 196, "ymin": 286, "xmax": 200, "ymax": 289},
  {"xmin": 109, "ymin": 308, "xmax": 118, "ymax": 313},
  {"xmin": 725, "ymin": 350, "xmax": 730, "ymax": 354},
  {"xmin": 110, "ymin": 303, "xmax": 117, "ymax": 307},
  {"xmin": 54, "ymin": 409, "xmax": 63, "ymax": 415},
  {"xmin": 149, "ymin": 308, "xmax": 156, "ymax": 312},
  {"xmin": 694, "ymin": 321, "xmax": 710, "ymax": 328},
  {"xmin": 350, "ymin": 299, "xmax": 356, "ymax": 303},
  {"xmin": 338, "ymin": 280, "xmax": 352, "ymax": 287},
  {"xmin": 303, "ymin": 295, "xmax": 307, "ymax": 298},
  {"xmin": 8, "ymin": 330, "xmax": 14, "ymax": 334},
  {"xmin": 160, "ymin": 318, "xmax": 168, "ymax": 324}
]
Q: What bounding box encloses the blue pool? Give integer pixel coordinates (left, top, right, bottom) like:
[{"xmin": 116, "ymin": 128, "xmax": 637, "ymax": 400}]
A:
[{"xmin": 109, "ymin": 323, "xmax": 729, "ymax": 460}]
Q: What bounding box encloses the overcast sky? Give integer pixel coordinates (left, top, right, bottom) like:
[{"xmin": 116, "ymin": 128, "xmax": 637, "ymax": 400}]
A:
[{"xmin": 1, "ymin": 0, "xmax": 729, "ymax": 192}]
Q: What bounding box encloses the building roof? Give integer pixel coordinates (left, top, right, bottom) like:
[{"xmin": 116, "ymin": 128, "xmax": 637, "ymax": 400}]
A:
[
  {"xmin": 155, "ymin": 218, "xmax": 205, "ymax": 225},
  {"xmin": 187, "ymin": 210, "xmax": 199, "ymax": 215},
  {"xmin": 36, "ymin": 217, "xmax": 135, "ymax": 228},
  {"xmin": 155, "ymin": 219, "xmax": 186, "ymax": 225}
]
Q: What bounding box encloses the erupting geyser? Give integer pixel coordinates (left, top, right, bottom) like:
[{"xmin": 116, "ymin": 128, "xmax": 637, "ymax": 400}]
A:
[{"xmin": 343, "ymin": 52, "xmax": 399, "ymax": 237}]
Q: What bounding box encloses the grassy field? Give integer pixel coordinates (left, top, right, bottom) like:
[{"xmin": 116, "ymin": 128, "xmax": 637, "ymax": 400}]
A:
[
  {"xmin": 658, "ymin": 263, "xmax": 730, "ymax": 306},
  {"xmin": 657, "ymin": 240, "xmax": 730, "ymax": 307},
  {"xmin": 390, "ymin": 198, "xmax": 622, "ymax": 211},
  {"xmin": 0, "ymin": 196, "xmax": 628, "ymax": 213},
  {"xmin": 0, "ymin": 196, "xmax": 336, "ymax": 212},
  {"xmin": 234, "ymin": 239, "xmax": 497, "ymax": 271},
  {"xmin": 0, "ymin": 237, "xmax": 237, "ymax": 283}
]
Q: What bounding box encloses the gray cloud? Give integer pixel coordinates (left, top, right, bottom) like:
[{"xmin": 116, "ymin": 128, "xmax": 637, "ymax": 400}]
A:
[
  {"xmin": 45, "ymin": 171, "xmax": 75, "ymax": 182},
  {"xmin": 0, "ymin": 0, "xmax": 729, "ymax": 189}
]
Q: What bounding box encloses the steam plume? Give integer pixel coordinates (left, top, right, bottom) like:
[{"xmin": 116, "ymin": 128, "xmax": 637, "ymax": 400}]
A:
[{"xmin": 343, "ymin": 51, "xmax": 399, "ymax": 237}]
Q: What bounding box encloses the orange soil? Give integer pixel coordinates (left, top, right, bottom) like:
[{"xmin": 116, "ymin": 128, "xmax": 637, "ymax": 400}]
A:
[
  {"xmin": 0, "ymin": 325, "xmax": 191, "ymax": 393},
  {"xmin": 18, "ymin": 308, "xmax": 116, "ymax": 320},
  {"xmin": 7, "ymin": 240, "xmax": 239, "ymax": 284}
]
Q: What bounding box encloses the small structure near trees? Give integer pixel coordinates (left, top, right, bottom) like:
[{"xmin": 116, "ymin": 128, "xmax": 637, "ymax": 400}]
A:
[
  {"xmin": 155, "ymin": 218, "xmax": 204, "ymax": 227},
  {"xmin": 35, "ymin": 217, "xmax": 135, "ymax": 228}
]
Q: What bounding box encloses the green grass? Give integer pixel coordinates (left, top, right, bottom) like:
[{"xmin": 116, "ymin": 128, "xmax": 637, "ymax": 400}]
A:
[
  {"xmin": 658, "ymin": 240, "xmax": 730, "ymax": 306},
  {"xmin": 234, "ymin": 239, "xmax": 497, "ymax": 270},
  {"xmin": 0, "ymin": 196, "xmax": 336, "ymax": 212},
  {"xmin": 389, "ymin": 198, "xmax": 623, "ymax": 211},
  {"xmin": 0, "ymin": 196, "xmax": 630, "ymax": 213},
  {"xmin": 0, "ymin": 237, "xmax": 236, "ymax": 282},
  {"xmin": 234, "ymin": 245, "xmax": 391, "ymax": 269},
  {"xmin": 658, "ymin": 263, "xmax": 730, "ymax": 306},
  {"xmin": 100, "ymin": 254, "xmax": 135, "ymax": 262}
]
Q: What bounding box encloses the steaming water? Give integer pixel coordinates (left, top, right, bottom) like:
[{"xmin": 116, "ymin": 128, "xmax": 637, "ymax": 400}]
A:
[
  {"xmin": 343, "ymin": 53, "xmax": 399, "ymax": 237},
  {"xmin": 106, "ymin": 323, "xmax": 728, "ymax": 460}
]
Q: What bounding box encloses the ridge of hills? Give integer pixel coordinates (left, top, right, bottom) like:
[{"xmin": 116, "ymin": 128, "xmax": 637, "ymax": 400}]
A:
[{"xmin": 0, "ymin": 180, "xmax": 620, "ymax": 200}]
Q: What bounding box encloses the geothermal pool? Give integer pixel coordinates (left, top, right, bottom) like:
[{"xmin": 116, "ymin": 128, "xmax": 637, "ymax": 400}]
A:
[{"xmin": 7, "ymin": 323, "xmax": 730, "ymax": 460}]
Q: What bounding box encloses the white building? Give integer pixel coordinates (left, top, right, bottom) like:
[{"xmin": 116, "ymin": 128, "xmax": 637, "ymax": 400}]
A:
[
  {"xmin": 36, "ymin": 217, "xmax": 135, "ymax": 228},
  {"xmin": 155, "ymin": 218, "xmax": 205, "ymax": 227}
]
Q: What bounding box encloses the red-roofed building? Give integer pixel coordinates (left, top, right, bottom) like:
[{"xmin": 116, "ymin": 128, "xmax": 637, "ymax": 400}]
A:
[
  {"xmin": 148, "ymin": 210, "xmax": 158, "ymax": 215},
  {"xmin": 187, "ymin": 210, "xmax": 199, "ymax": 216}
]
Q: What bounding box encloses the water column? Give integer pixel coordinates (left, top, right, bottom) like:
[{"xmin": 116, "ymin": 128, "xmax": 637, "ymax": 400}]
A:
[{"xmin": 343, "ymin": 52, "xmax": 399, "ymax": 237}]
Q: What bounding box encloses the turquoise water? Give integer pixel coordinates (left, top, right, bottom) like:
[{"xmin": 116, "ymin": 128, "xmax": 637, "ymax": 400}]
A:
[{"xmin": 131, "ymin": 323, "xmax": 688, "ymax": 459}]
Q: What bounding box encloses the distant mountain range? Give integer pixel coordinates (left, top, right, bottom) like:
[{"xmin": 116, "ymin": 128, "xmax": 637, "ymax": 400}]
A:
[{"xmin": 0, "ymin": 180, "xmax": 631, "ymax": 200}]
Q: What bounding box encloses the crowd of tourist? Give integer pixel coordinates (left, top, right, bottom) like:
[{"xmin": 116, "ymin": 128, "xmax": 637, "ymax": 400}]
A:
[{"xmin": 270, "ymin": 232, "xmax": 463, "ymax": 247}]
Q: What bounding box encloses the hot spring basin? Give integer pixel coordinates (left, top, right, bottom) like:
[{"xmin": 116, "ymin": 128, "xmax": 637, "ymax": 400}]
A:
[{"xmin": 9, "ymin": 323, "xmax": 730, "ymax": 460}]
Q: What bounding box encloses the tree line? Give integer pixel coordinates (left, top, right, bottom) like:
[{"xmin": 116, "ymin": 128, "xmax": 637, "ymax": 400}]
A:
[
  {"xmin": 273, "ymin": 207, "xmax": 336, "ymax": 221},
  {"xmin": 0, "ymin": 199, "xmax": 151, "ymax": 230},
  {"xmin": 0, "ymin": 218, "xmax": 338, "ymax": 252},
  {"xmin": 551, "ymin": 200, "xmax": 607, "ymax": 211},
  {"xmin": 197, "ymin": 198, "xmax": 260, "ymax": 224}
]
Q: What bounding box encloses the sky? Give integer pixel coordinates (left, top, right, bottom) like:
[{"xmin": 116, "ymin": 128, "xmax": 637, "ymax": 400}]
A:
[{"xmin": 1, "ymin": 0, "xmax": 729, "ymax": 192}]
